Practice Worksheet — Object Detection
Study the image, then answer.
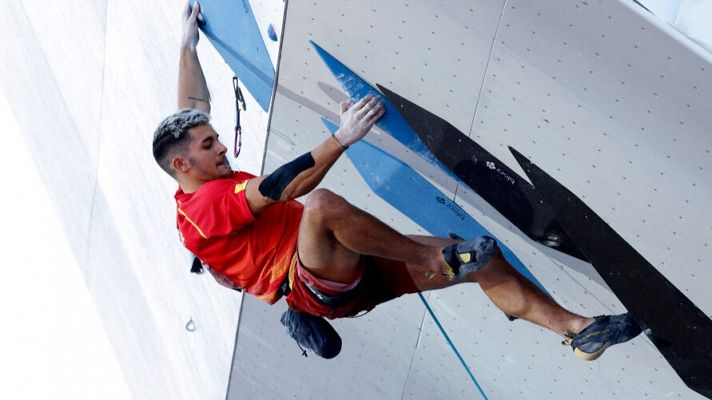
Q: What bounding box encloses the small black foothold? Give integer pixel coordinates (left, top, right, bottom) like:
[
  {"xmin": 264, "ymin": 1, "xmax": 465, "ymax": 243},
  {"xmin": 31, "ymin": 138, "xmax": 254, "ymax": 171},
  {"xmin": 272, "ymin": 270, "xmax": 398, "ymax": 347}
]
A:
[{"xmin": 190, "ymin": 257, "xmax": 204, "ymax": 274}]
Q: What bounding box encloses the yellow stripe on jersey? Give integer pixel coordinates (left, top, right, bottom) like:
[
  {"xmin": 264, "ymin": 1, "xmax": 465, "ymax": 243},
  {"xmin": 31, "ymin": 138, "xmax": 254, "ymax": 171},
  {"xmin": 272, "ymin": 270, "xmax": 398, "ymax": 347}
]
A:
[
  {"xmin": 234, "ymin": 181, "xmax": 248, "ymax": 193},
  {"xmin": 177, "ymin": 207, "xmax": 209, "ymax": 239},
  {"xmin": 287, "ymin": 252, "xmax": 298, "ymax": 290}
]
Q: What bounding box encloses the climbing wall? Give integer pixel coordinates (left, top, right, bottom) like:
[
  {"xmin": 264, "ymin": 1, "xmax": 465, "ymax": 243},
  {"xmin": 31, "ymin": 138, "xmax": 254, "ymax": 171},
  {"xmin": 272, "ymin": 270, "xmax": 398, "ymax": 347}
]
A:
[
  {"xmin": 4, "ymin": 0, "xmax": 708, "ymax": 398},
  {"xmin": 230, "ymin": 0, "xmax": 711, "ymax": 399},
  {"xmin": 0, "ymin": 0, "xmax": 279, "ymax": 399}
]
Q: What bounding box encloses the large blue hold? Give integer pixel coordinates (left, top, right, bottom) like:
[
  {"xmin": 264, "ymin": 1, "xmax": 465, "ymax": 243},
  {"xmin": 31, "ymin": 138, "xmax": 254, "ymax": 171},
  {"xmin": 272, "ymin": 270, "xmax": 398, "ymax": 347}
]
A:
[
  {"xmin": 321, "ymin": 118, "xmax": 549, "ymax": 295},
  {"xmin": 199, "ymin": 0, "xmax": 275, "ymax": 111},
  {"xmin": 311, "ymin": 41, "xmax": 457, "ymax": 181}
]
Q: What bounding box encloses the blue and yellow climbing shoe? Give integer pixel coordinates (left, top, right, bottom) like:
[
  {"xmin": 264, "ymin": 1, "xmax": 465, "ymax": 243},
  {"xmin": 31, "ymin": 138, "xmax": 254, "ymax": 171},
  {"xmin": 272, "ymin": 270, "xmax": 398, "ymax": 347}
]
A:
[
  {"xmin": 442, "ymin": 235, "xmax": 498, "ymax": 280},
  {"xmin": 564, "ymin": 314, "xmax": 642, "ymax": 361}
]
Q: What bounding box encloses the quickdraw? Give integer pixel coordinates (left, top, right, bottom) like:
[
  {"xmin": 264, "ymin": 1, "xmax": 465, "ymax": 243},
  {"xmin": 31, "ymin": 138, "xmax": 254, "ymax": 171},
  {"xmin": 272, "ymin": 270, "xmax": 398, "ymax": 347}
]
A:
[{"xmin": 233, "ymin": 75, "xmax": 246, "ymax": 158}]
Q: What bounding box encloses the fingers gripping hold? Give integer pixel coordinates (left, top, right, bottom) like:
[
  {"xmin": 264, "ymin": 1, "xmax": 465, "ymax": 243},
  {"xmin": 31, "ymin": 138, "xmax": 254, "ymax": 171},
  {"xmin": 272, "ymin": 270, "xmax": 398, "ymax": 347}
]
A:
[
  {"xmin": 352, "ymin": 95, "xmax": 372, "ymax": 111},
  {"xmin": 184, "ymin": 1, "xmax": 200, "ymax": 24},
  {"xmin": 364, "ymin": 101, "xmax": 385, "ymax": 122},
  {"xmin": 182, "ymin": 1, "xmax": 202, "ymax": 49},
  {"xmin": 355, "ymin": 96, "xmax": 380, "ymax": 118},
  {"xmin": 336, "ymin": 94, "xmax": 385, "ymax": 146}
]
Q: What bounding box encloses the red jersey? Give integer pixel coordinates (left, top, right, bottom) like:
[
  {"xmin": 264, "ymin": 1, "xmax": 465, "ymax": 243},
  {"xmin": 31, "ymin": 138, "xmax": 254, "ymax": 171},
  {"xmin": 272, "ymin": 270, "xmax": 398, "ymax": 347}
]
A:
[{"xmin": 175, "ymin": 171, "xmax": 304, "ymax": 304}]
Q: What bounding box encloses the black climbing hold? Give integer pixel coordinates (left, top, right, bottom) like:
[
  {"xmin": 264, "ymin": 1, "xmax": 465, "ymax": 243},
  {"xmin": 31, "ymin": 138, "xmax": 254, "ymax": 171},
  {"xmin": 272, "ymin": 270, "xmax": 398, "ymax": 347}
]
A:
[
  {"xmin": 510, "ymin": 146, "xmax": 712, "ymax": 398},
  {"xmin": 378, "ymin": 84, "xmax": 586, "ymax": 261},
  {"xmin": 190, "ymin": 256, "xmax": 204, "ymax": 274}
]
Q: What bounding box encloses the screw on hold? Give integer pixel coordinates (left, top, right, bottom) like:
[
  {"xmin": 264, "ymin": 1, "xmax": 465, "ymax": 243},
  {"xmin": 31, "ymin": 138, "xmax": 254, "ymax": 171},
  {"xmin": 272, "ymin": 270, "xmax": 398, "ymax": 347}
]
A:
[
  {"xmin": 448, "ymin": 232, "xmax": 465, "ymax": 241},
  {"xmin": 542, "ymin": 233, "xmax": 562, "ymax": 248},
  {"xmin": 267, "ymin": 23, "xmax": 278, "ymax": 42},
  {"xmin": 186, "ymin": 318, "xmax": 197, "ymax": 332}
]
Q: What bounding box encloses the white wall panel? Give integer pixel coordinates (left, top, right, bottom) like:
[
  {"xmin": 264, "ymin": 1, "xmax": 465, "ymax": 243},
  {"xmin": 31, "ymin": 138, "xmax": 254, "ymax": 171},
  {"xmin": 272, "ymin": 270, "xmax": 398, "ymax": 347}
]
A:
[{"xmin": 0, "ymin": 0, "xmax": 274, "ymax": 398}]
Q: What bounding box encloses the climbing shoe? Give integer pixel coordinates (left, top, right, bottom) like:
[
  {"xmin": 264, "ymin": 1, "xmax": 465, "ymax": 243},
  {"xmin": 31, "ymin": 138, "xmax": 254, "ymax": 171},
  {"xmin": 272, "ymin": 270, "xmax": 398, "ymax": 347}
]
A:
[
  {"xmin": 563, "ymin": 313, "xmax": 642, "ymax": 361},
  {"xmin": 442, "ymin": 235, "xmax": 498, "ymax": 280},
  {"xmin": 280, "ymin": 309, "xmax": 342, "ymax": 359}
]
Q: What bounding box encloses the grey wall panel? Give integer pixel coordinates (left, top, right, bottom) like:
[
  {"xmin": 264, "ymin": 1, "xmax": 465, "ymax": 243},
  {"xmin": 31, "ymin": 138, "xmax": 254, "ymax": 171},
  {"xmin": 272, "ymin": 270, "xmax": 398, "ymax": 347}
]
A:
[
  {"xmin": 449, "ymin": 192, "xmax": 700, "ymax": 399},
  {"xmin": 410, "ymin": 289, "xmax": 692, "ymax": 399},
  {"xmin": 244, "ymin": 0, "xmax": 711, "ymax": 398},
  {"xmin": 229, "ymin": 295, "xmax": 428, "ymax": 399},
  {"xmin": 468, "ymin": 0, "xmax": 712, "ymax": 315},
  {"xmin": 271, "ymin": 0, "xmax": 505, "ymax": 134}
]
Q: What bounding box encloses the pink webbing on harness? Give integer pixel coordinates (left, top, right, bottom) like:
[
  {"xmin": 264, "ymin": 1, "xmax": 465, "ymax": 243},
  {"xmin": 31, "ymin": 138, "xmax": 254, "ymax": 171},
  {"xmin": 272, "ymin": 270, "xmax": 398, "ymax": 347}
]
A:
[{"xmin": 296, "ymin": 260, "xmax": 363, "ymax": 294}]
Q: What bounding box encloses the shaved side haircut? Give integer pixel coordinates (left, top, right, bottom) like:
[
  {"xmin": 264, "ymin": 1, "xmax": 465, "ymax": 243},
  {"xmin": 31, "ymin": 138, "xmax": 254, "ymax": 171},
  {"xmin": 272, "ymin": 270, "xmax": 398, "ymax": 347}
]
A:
[{"xmin": 153, "ymin": 109, "xmax": 210, "ymax": 177}]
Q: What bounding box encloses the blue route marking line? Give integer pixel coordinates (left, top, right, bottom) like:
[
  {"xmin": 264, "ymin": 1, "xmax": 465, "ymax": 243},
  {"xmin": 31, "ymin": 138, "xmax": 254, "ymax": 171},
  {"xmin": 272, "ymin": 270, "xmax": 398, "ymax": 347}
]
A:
[{"xmin": 418, "ymin": 292, "xmax": 489, "ymax": 400}]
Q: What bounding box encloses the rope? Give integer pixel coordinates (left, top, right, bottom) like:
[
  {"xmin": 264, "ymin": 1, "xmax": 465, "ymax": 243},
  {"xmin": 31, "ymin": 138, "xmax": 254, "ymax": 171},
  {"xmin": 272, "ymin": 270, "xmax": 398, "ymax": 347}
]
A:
[{"xmin": 417, "ymin": 292, "xmax": 489, "ymax": 400}]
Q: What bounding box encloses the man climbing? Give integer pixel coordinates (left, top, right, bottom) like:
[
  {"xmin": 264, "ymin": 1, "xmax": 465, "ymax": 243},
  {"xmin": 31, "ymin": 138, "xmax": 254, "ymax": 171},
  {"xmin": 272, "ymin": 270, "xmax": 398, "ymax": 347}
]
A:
[{"xmin": 152, "ymin": 2, "xmax": 641, "ymax": 359}]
